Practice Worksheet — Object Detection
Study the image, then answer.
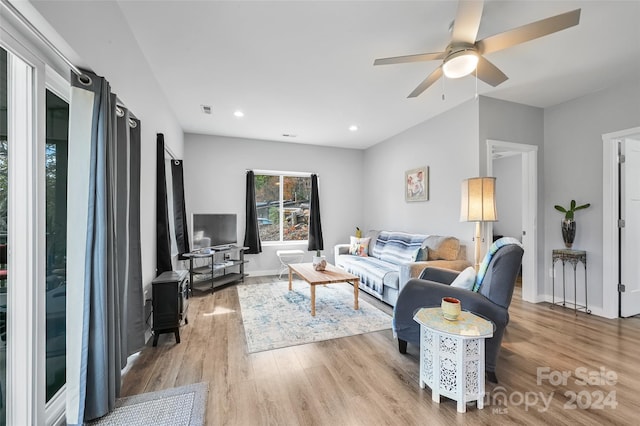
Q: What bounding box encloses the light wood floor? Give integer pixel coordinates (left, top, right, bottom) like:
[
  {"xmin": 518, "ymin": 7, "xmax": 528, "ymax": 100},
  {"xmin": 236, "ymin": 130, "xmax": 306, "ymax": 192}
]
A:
[{"xmin": 121, "ymin": 276, "xmax": 640, "ymax": 425}]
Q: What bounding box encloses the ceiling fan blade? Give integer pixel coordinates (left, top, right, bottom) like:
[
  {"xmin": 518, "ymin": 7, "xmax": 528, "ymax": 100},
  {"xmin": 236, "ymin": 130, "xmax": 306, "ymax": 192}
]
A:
[
  {"xmin": 452, "ymin": 0, "xmax": 485, "ymax": 44},
  {"xmin": 408, "ymin": 66, "xmax": 443, "ymax": 98},
  {"xmin": 477, "ymin": 9, "xmax": 581, "ymax": 55},
  {"xmin": 374, "ymin": 52, "xmax": 446, "ymax": 66},
  {"xmin": 474, "ymin": 56, "xmax": 508, "ymax": 87}
]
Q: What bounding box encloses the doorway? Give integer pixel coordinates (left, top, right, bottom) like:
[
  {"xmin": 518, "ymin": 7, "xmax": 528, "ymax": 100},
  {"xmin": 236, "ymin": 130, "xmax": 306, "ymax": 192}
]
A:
[
  {"xmin": 602, "ymin": 127, "xmax": 640, "ymax": 318},
  {"xmin": 487, "ymin": 140, "xmax": 538, "ymax": 303}
]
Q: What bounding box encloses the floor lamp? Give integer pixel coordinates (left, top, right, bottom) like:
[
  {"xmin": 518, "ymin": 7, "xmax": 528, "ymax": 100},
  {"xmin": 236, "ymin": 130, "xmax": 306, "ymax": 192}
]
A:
[{"xmin": 460, "ymin": 177, "xmax": 498, "ymax": 271}]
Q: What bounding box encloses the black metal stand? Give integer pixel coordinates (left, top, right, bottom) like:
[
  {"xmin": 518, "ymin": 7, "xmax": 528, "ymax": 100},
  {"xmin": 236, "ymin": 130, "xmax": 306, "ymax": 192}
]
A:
[{"xmin": 552, "ymin": 249, "xmax": 590, "ymax": 314}]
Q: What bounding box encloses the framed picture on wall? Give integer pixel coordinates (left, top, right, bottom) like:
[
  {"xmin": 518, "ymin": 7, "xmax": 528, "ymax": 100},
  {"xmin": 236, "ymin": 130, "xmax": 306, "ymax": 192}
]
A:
[{"xmin": 405, "ymin": 166, "xmax": 428, "ymax": 202}]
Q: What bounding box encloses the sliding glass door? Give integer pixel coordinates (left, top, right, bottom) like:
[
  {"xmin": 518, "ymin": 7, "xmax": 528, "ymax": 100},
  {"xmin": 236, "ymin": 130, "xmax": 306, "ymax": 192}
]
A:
[
  {"xmin": 1, "ymin": 26, "xmax": 69, "ymax": 422},
  {"xmin": 0, "ymin": 45, "xmax": 8, "ymax": 426}
]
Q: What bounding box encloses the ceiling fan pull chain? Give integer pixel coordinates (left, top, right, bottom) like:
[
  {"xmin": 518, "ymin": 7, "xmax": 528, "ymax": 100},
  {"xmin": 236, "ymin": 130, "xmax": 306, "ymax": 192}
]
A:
[
  {"xmin": 441, "ymin": 75, "xmax": 446, "ymax": 101},
  {"xmin": 475, "ymin": 71, "xmax": 478, "ymax": 100}
]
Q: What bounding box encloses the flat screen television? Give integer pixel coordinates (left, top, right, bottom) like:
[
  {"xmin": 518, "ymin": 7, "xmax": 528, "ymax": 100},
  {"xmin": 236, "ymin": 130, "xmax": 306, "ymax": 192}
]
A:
[{"xmin": 192, "ymin": 213, "xmax": 237, "ymax": 249}]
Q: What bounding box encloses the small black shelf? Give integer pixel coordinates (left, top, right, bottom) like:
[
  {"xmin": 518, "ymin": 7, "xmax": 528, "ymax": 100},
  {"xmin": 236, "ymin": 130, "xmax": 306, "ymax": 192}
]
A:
[
  {"xmin": 192, "ymin": 265, "xmax": 213, "ymax": 274},
  {"xmin": 184, "ymin": 246, "xmax": 248, "ymax": 292}
]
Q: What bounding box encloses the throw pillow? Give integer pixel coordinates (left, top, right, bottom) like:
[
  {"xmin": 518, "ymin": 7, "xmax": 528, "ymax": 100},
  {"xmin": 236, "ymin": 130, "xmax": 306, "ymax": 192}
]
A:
[
  {"xmin": 349, "ymin": 236, "xmax": 371, "ymax": 257},
  {"xmin": 450, "ymin": 266, "xmax": 477, "ymax": 291},
  {"xmin": 424, "ymin": 236, "xmax": 460, "ymax": 261},
  {"xmin": 411, "ymin": 247, "xmax": 428, "ymax": 262}
]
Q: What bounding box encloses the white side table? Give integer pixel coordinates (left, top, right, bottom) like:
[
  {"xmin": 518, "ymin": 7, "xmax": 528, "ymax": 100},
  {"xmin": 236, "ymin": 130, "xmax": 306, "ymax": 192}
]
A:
[
  {"xmin": 413, "ymin": 307, "xmax": 494, "ymax": 413},
  {"xmin": 276, "ymin": 249, "xmax": 305, "ymax": 279}
]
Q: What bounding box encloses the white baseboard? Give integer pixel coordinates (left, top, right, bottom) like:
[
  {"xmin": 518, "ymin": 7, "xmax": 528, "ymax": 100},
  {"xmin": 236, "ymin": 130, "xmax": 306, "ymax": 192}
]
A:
[
  {"xmin": 245, "ymin": 269, "xmax": 280, "ymax": 277},
  {"xmin": 537, "ymin": 294, "xmax": 608, "ymax": 318}
]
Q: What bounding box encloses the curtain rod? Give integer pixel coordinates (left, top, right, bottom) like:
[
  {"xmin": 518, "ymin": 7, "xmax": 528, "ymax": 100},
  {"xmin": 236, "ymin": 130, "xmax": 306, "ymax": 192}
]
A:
[
  {"xmin": 0, "ymin": 0, "xmax": 86, "ymax": 80},
  {"xmin": 164, "ymin": 145, "xmax": 177, "ymax": 161},
  {"xmin": 248, "ymin": 169, "xmax": 315, "ymax": 177}
]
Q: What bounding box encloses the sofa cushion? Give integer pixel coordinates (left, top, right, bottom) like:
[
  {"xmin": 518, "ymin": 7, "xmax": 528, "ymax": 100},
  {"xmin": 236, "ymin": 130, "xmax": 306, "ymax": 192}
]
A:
[
  {"xmin": 411, "ymin": 247, "xmax": 428, "ymax": 262},
  {"xmin": 349, "ymin": 236, "xmax": 371, "ymax": 256},
  {"xmin": 371, "ymin": 231, "xmax": 428, "ymax": 264},
  {"xmin": 340, "ymin": 255, "xmax": 399, "ymax": 295},
  {"xmin": 423, "ymin": 235, "xmax": 460, "ymax": 261}
]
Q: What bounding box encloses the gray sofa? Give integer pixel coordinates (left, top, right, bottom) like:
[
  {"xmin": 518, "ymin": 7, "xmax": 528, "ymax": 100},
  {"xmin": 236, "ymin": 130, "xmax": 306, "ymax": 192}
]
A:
[{"xmin": 334, "ymin": 230, "xmax": 471, "ymax": 306}]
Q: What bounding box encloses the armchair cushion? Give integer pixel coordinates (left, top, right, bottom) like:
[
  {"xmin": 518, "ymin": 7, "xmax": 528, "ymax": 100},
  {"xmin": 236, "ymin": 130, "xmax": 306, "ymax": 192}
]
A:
[{"xmin": 450, "ymin": 266, "xmax": 476, "ymax": 290}]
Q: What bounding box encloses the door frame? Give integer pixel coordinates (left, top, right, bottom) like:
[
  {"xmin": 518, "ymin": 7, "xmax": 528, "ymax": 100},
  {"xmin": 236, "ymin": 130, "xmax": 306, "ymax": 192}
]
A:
[
  {"xmin": 486, "ymin": 140, "xmax": 538, "ymax": 303},
  {"xmin": 602, "ymin": 126, "xmax": 640, "ymax": 319}
]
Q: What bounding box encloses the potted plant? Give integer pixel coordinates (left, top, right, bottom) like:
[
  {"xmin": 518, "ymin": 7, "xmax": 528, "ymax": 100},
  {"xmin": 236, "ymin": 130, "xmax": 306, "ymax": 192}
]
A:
[{"xmin": 554, "ymin": 200, "xmax": 590, "ymax": 248}]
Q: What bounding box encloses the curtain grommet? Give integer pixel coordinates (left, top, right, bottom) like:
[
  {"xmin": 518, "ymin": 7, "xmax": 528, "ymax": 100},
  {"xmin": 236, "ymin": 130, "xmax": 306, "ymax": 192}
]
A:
[{"xmin": 78, "ymin": 74, "xmax": 92, "ymax": 86}]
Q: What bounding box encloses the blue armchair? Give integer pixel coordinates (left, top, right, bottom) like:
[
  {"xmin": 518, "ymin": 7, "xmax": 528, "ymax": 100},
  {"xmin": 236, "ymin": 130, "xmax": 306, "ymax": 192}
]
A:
[{"xmin": 392, "ymin": 241, "xmax": 523, "ymax": 383}]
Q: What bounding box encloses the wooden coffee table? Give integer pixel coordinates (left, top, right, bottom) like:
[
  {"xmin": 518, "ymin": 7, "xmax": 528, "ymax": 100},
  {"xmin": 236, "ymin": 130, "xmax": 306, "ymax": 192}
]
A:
[{"xmin": 288, "ymin": 263, "xmax": 360, "ymax": 316}]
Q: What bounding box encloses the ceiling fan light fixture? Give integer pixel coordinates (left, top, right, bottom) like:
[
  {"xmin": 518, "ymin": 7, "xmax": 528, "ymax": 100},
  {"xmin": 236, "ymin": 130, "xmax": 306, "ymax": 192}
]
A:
[{"xmin": 442, "ymin": 49, "xmax": 479, "ymax": 79}]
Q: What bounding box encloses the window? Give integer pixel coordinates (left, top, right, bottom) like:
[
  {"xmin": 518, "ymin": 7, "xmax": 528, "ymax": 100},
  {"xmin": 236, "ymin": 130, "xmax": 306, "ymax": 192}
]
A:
[
  {"xmin": 254, "ymin": 173, "xmax": 311, "ymax": 243},
  {"xmin": 45, "ymin": 89, "xmax": 68, "ymax": 402}
]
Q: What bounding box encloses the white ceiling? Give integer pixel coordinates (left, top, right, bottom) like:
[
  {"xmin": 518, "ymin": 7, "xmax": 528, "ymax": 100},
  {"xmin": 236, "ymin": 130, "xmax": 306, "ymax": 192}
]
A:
[{"xmin": 24, "ymin": 0, "xmax": 640, "ymax": 149}]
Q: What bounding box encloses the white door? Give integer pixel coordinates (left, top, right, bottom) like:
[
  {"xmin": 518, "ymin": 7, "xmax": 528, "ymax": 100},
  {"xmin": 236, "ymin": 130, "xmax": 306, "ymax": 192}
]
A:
[{"xmin": 620, "ymin": 137, "xmax": 640, "ymax": 317}]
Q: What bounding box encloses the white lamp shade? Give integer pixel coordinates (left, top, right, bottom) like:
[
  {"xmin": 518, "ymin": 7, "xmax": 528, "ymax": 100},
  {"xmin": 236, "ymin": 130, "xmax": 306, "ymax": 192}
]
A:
[{"xmin": 460, "ymin": 177, "xmax": 498, "ymax": 222}]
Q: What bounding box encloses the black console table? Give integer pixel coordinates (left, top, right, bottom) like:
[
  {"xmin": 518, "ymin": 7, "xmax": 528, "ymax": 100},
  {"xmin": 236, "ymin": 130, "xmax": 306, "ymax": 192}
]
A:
[
  {"xmin": 151, "ymin": 270, "xmax": 189, "ymax": 346},
  {"xmin": 184, "ymin": 246, "xmax": 248, "ymax": 292},
  {"xmin": 552, "ymin": 249, "xmax": 590, "ymax": 314}
]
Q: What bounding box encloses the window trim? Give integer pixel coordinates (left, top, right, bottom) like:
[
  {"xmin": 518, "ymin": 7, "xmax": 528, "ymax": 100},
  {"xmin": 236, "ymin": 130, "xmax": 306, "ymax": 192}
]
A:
[{"xmin": 3, "ymin": 35, "xmax": 44, "ymax": 426}]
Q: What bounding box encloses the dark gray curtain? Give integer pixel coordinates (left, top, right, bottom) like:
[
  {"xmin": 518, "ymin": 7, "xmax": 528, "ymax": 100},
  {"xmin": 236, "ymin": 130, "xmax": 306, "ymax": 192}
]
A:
[
  {"xmin": 67, "ymin": 70, "xmax": 144, "ymax": 424},
  {"xmin": 171, "ymin": 160, "xmax": 190, "ymax": 259},
  {"xmin": 126, "ymin": 116, "xmax": 145, "ymax": 356},
  {"xmin": 308, "ymin": 174, "xmax": 324, "ymax": 252},
  {"xmin": 243, "ymin": 170, "xmax": 262, "ymax": 254},
  {"xmin": 156, "ymin": 134, "xmax": 172, "ymax": 274}
]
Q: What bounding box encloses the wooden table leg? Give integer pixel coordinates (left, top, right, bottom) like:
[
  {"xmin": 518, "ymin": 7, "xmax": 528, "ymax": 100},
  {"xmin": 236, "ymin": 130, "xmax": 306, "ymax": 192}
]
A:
[
  {"xmin": 311, "ymin": 284, "xmax": 316, "ymax": 316},
  {"xmin": 353, "ymin": 279, "xmax": 359, "ymax": 310},
  {"xmin": 288, "ymin": 267, "xmax": 293, "ymax": 291}
]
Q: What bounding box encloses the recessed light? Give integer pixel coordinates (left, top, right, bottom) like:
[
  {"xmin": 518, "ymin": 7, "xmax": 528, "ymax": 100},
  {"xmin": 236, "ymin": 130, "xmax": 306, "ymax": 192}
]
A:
[
  {"xmin": 234, "ymin": 110, "xmax": 244, "ymax": 118},
  {"xmin": 349, "ymin": 125, "xmax": 358, "ymax": 132},
  {"xmin": 201, "ymin": 105, "xmax": 212, "ymax": 114}
]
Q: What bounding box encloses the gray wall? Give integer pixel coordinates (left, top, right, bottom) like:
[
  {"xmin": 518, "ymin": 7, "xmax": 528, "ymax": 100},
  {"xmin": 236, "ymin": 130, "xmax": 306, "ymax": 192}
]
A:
[
  {"xmin": 362, "ymin": 99, "xmax": 480, "ymax": 253},
  {"xmin": 183, "ymin": 134, "xmax": 364, "ymax": 275},
  {"xmin": 543, "ymin": 78, "xmax": 640, "ymax": 313},
  {"xmin": 479, "ymin": 96, "xmax": 544, "ymax": 294}
]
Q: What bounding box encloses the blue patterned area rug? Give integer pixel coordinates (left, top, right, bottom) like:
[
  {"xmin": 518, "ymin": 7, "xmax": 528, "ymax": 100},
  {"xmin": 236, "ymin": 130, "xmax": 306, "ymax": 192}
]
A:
[
  {"xmin": 89, "ymin": 382, "xmax": 208, "ymax": 426},
  {"xmin": 237, "ymin": 280, "xmax": 392, "ymax": 353}
]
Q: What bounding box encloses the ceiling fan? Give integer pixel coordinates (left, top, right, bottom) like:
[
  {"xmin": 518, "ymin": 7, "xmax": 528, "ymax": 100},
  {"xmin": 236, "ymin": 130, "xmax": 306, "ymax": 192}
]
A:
[{"xmin": 374, "ymin": 1, "xmax": 581, "ymax": 98}]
